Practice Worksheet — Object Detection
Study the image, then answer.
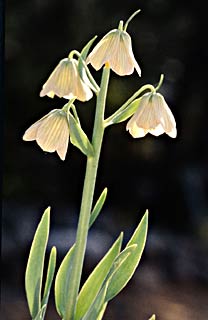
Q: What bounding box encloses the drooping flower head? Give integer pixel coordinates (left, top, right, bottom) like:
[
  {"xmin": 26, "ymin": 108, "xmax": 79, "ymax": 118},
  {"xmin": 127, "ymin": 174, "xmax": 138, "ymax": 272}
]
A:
[
  {"xmin": 126, "ymin": 92, "xmax": 177, "ymax": 138},
  {"xmin": 40, "ymin": 57, "xmax": 93, "ymax": 102},
  {"xmin": 23, "ymin": 109, "xmax": 70, "ymax": 160},
  {"xmin": 87, "ymin": 11, "xmax": 141, "ymax": 76}
]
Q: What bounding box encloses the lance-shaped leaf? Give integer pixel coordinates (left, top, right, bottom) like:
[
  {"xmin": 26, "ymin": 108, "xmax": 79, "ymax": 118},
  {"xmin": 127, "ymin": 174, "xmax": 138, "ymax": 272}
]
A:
[
  {"xmin": 106, "ymin": 244, "xmax": 137, "ymax": 281},
  {"xmin": 78, "ymin": 36, "xmax": 99, "ymax": 93},
  {"xmin": 25, "ymin": 207, "xmax": 50, "ymax": 319},
  {"xmin": 33, "ymin": 305, "xmax": 47, "ymax": 320},
  {"xmin": 97, "ymin": 302, "xmax": 108, "ymax": 320},
  {"xmin": 105, "ymin": 210, "xmax": 148, "ymax": 301},
  {"xmin": 67, "ymin": 110, "xmax": 94, "ymax": 157},
  {"xmin": 41, "ymin": 246, "xmax": 57, "ymax": 317},
  {"xmin": 55, "ymin": 244, "xmax": 75, "ymax": 318},
  {"xmin": 74, "ymin": 233, "xmax": 123, "ymax": 320},
  {"xmin": 81, "ymin": 282, "xmax": 108, "ymax": 320},
  {"xmin": 105, "ymin": 98, "xmax": 142, "ymax": 126},
  {"xmin": 89, "ymin": 188, "xmax": 108, "ymax": 228}
]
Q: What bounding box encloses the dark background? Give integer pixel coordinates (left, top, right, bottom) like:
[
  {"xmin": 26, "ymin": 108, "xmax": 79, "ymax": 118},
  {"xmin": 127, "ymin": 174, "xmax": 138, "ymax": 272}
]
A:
[{"xmin": 2, "ymin": 0, "xmax": 208, "ymax": 319}]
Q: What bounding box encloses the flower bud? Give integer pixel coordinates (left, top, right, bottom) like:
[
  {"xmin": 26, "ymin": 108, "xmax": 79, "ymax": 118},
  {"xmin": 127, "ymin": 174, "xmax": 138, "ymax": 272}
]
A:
[
  {"xmin": 126, "ymin": 92, "xmax": 177, "ymax": 138},
  {"xmin": 40, "ymin": 58, "xmax": 93, "ymax": 102},
  {"xmin": 23, "ymin": 109, "xmax": 70, "ymax": 160}
]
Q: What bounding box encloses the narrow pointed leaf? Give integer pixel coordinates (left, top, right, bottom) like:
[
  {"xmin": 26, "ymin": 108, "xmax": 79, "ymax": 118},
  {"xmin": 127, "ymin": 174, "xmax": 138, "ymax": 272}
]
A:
[
  {"xmin": 105, "ymin": 210, "xmax": 148, "ymax": 301},
  {"xmin": 34, "ymin": 305, "xmax": 47, "ymax": 320},
  {"xmin": 74, "ymin": 233, "xmax": 123, "ymax": 320},
  {"xmin": 55, "ymin": 245, "xmax": 75, "ymax": 318},
  {"xmin": 106, "ymin": 244, "xmax": 137, "ymax": 281},
  {"xmin": 89, "ymin": 188, "xmax": 108, "ymax": 228},
  {"xmin": 25, "ymin": 207, "xmax": 50, "ymax": 318},
  {"xmin": 68, "ymin": 111, "xmax": 94, "ymax": 157},
  {"xmin": 80, "ymin": 36, "xmax": 98, "ymax": 61},
  {"xmin": 97, "ymin": 302, "xmax": 108, "ymax": 320},
  {"xmin": 107, "ymin": 98, "xmax": 141, "ymax": 125},
  {"xmin": 41, "ymin": 246, "xmax": 57, "ymax": 310},
  {"xmin": 82, "ymin": 282, "xmax": 108, "ymax": 320}
]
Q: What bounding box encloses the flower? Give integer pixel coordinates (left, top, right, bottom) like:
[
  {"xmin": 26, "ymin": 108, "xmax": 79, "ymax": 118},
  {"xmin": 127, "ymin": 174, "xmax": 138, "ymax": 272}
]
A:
[
  {"xmin": 86, "ymin": 24, "xmax": 141, "ymax": 76},
  {"xmin": 23, "ymin": 109, "xmax": 70, "ymax": 160},
  {"xmin": 126, "ymin": 92, "xmax": 177, "ymax": 138},
  {"xmin": 40, "ymin": 58, "xmax": 93, "ymax": 102}
]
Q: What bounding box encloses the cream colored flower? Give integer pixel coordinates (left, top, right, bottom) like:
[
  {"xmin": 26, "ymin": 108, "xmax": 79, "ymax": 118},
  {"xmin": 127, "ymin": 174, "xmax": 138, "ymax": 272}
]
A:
[
  {"xmin": 23, "ymin": 109, "xmax": 70, "ymax": 160},
  {"xmin": 126, "ymin": 92, "xmax": 177, "ymax": 138},
  {"xmin": 86, "ymin": 27, "xmax": 141, "ymax": 76},
  {"xmin": 40, "ymin": 58, "xmax": 93, "ymax": 102}
]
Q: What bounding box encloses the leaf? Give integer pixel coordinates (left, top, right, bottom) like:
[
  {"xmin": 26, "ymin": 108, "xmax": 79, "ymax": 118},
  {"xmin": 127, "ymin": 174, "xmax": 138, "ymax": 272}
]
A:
[
  {"xmin": 89, "ymin": 188, "xmax": 108, "ymax": 228},
  {"xmin": 106, "ymin": 98, "xmax": 141, "ymax": 125},
  {"xmin": 41, "ymin": 246, "xmax": 57, "ymax": 313},
  {"xmin": 106, "ymin": 244, "xmax": 137, "ymax": 281},
  {"xmin": 78, "ymin": 35, "xmax": 97, "ymax": 74},
  {"xmin": 68, "ymin": 111, "xmax": 94, "ymax": 157},
  {"xmin": 54, "ymin": 245, "xmax": 75, "ymax": 318},
  {"xmin": 105, "ymin": 210, "xmax": 148, "ymax": 301},
  {"xmin": 77, "ymin": 36, "xmax": 99, "ymax": 93},
  {"xmin": 97, "ymin": 302, "xmax": 107, "ymax": 320},
  {"xmin": 33, "ymin": 305, "xmax": 47, "ymax": 320},
  {"xmin": 25, "ymin": 207, "xmax": 50, "ymax": 318},
  {"xmin": 149, "ymin": 315, "xmax": 156, "ymax": 320},
  {"xmin": 81, "ymin": 283, "xmax": 108, "ymax": 320},
  {"xmin": 74, "ymin": 233, "xmax": 123, "ymax": 320}
]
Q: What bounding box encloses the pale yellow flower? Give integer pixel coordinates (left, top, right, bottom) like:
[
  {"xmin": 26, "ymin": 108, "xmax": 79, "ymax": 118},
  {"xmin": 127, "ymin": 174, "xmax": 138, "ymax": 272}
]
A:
[
  {"xmin": 86, "ymin": 27, "xmax": 141, "ymax": 76},
  {"xmin": 126, "ymin": 92, "xmax": 177, "ymax": 138},
  {"xmin": 23, "ymin": 109, "xmax": 70, "ymax": 160},
  {"xmin": 40, "ymin": 58, "xmax": 93, "ymax": 102}
]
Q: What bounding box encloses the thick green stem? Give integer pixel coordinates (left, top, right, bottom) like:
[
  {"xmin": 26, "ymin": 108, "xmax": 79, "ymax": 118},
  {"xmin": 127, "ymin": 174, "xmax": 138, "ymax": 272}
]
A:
[{"xmin": 65, "ymin": 65, "xmax": 110, "ymax": 320}]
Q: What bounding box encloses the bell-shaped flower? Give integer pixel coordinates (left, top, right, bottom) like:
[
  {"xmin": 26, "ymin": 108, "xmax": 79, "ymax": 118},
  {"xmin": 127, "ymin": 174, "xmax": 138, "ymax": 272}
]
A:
[
  {"xmin": 23, "ymin": 109, "xmax": 70, "ymax": 160},
  {"xmin": 86, "ymin": 22, "xmax": 141, "ymax": 76},
  {"xmin": 40, "ymin": 58, "xmax": 93, "ymax": 102},
  {"xmin": 126, "ymin": 92, "xmax": 177, "ymax": 138}
]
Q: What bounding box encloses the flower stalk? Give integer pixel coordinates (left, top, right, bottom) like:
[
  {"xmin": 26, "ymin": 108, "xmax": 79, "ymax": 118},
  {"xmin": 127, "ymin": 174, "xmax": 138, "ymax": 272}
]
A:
[{"xmin": 64, "ymin": 65, "xmax": 110, "ymax": 320}]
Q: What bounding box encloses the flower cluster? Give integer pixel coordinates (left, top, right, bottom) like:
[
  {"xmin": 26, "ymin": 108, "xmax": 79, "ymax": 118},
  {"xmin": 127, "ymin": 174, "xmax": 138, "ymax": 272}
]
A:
[{"xmin": 23, "ymin": 12, "xmax": 177, "ymax": 161}]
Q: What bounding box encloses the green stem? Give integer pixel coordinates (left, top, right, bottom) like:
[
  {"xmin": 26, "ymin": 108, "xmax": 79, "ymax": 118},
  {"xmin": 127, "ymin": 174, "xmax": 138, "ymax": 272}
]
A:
[
  {"xmin": 104, "ymin": 83, "xmax": 155, "ymax": 126},
  {"xmin": 64, "ymin": 65, "xmax": 110, "ymax": 320}
]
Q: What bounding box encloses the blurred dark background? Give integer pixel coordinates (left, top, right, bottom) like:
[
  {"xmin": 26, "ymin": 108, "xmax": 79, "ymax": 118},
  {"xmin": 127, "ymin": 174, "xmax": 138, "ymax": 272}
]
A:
[{"xmin": 2, "ymin": 0, "xmax": 208, "ymax": 319}]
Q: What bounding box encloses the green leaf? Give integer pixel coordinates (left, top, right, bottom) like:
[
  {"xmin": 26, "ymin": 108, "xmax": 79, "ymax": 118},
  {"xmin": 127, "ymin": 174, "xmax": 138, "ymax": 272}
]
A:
[
  {"xmin": 106, "ymin": 98, "xmax": 141, "ymax": 125},
  {"xmin": 105, "ymin": 210, "xmax": 148, "ymax": 301},
  {"xmin": 78, "ymin": 36, "xmax": 97, "ymax": 70},
  {"xmin": 74, "ymin": 233, "xmax": 123, "ymax": 320},
  {"xmin": 68, "ymin": 111, "xmax": 94, "ymax": 157},
  {"xmin": 81, "ymin": 36, "xmax": 98, "ymax": 60},
  {"xmin": 77, "ymin": 36, "xmax": 99, "ymax": 93},
  {"xmin": 33, "ymin": 305, "xmax": 47, "ymax": 320},
  {"xmin": 25, "ymin": 207, "xmax": 50, "ymax": 318},
  {"xmin": 89, "ymin": 188, "xmax": 108, "ymax": 228},
  {"xmin": 81, "ymin": 283, "xmax": 108, "ymax": 320},
  {"xmin": 149, "ymin": 315, "xmax": 156, "ymax": 320},
  {"xmin": 55, "ymin": 245, "xmax": 75, "ymax": 318},
  {"xmin": 97, "ymin": 302, "xmax": 107, "ymax": 320},
  {"xmin": 41, "ymin": 246, "xmax": 57, "ymax": 313},
  {"xmin": 106, "ymin": 244, "xmax": 137, "ymax": 281}
]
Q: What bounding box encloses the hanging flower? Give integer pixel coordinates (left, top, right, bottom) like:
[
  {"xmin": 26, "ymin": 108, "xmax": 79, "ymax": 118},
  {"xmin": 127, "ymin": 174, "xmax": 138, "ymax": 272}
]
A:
[
  {"xmin": 23, "ymin": 109, "xmax": 70, "ymax": 160},
  {"xmin": 40, "ymin": 58, "xmax": 93, "ymax": 102},
  {"xmin": 86, "ymin": 21, "xmax": 141, "ymax": 76},
  {"xmin": 126, "ymin": 92, "xmax": 177, "ymax": 138}
]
